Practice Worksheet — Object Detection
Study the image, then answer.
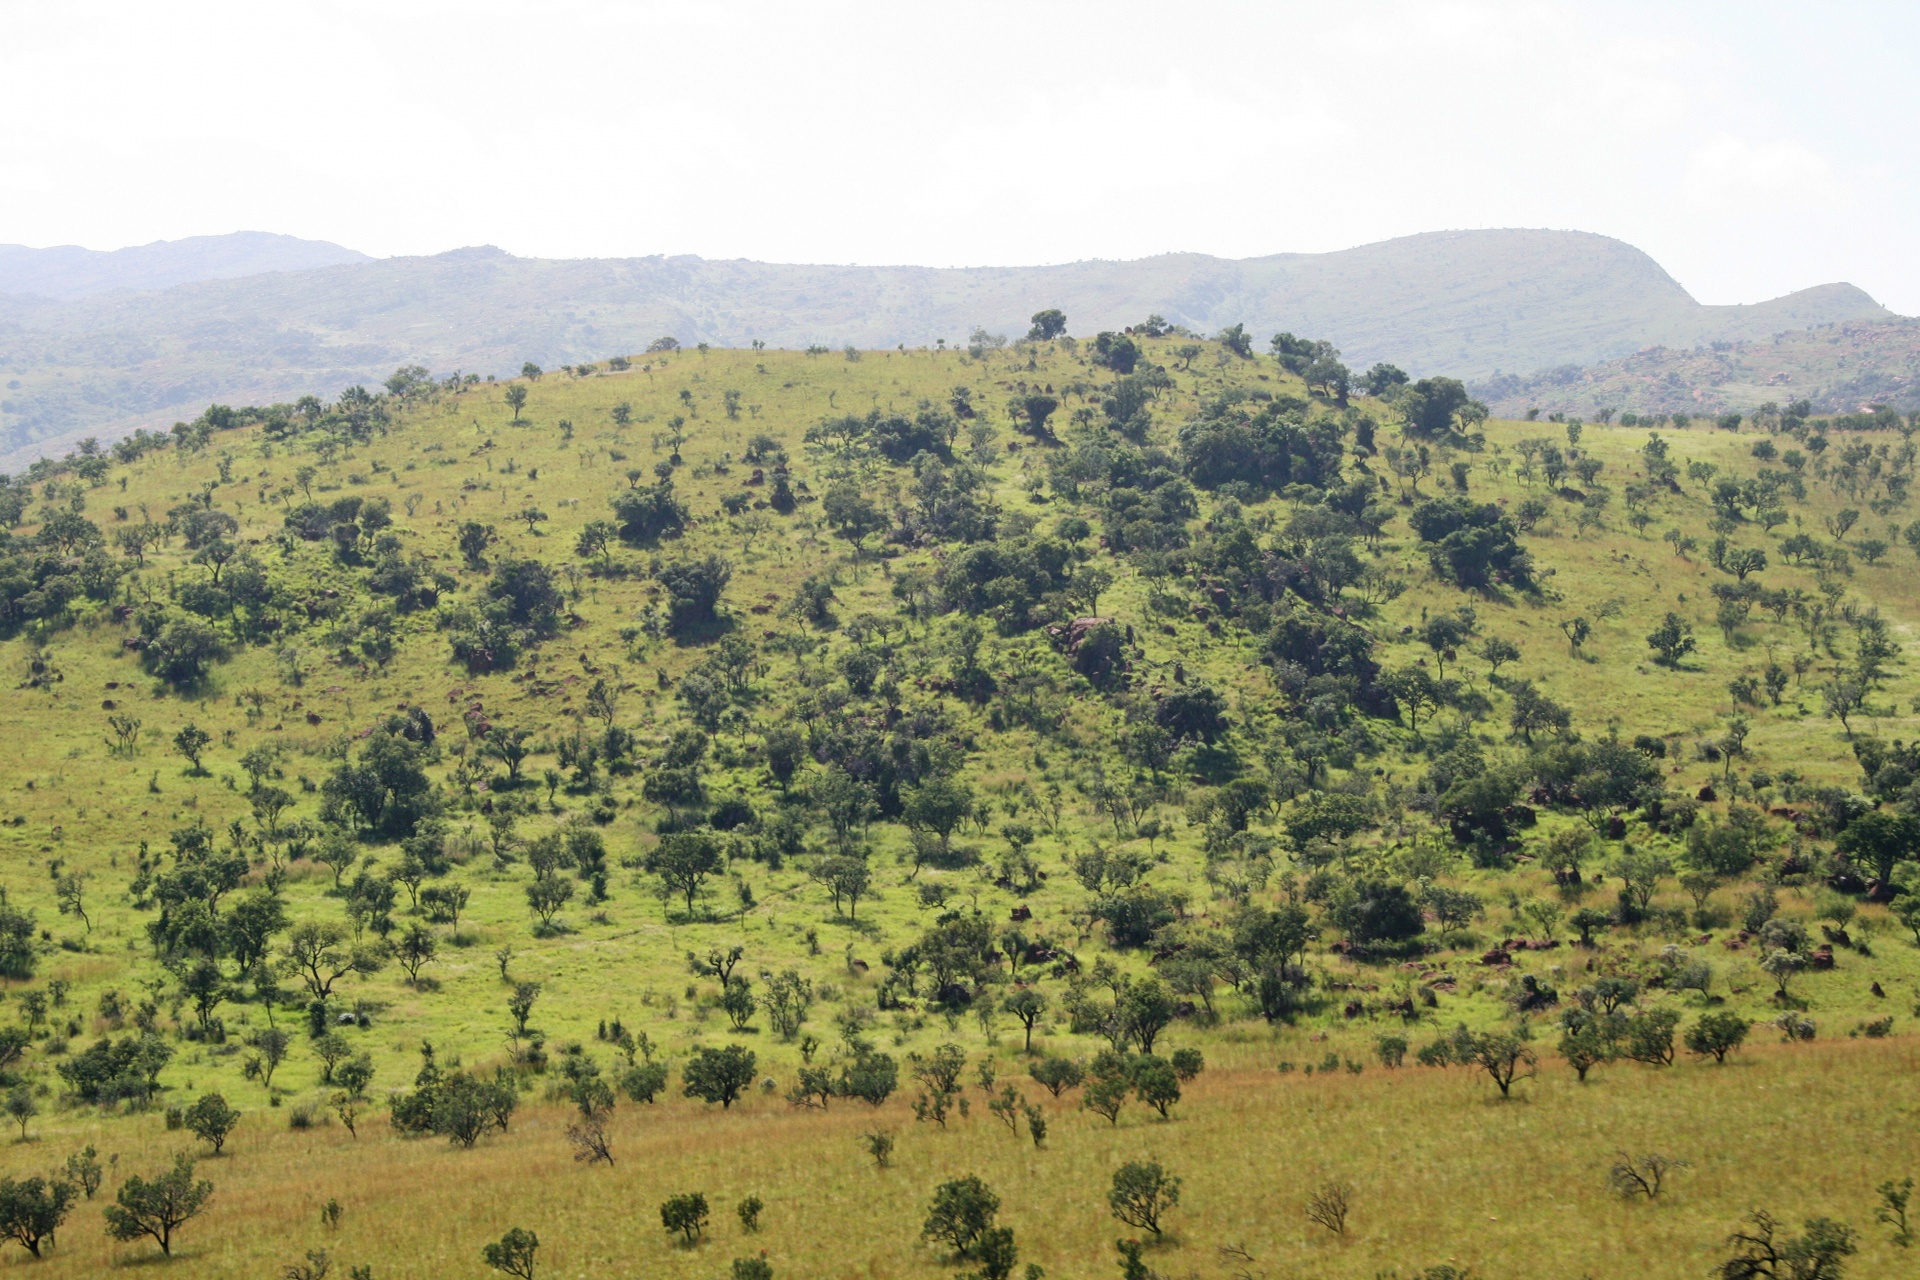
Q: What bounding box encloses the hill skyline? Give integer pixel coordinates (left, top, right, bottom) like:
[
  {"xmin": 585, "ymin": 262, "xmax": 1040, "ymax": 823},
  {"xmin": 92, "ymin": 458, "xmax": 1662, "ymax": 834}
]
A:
[
  {"xmin": 0, "ymin": 227, "xmax": 1894, "ymax": 466},
  {"xmin": 0, "ymin": 231, "xmax": 370, "ymax": 300}
]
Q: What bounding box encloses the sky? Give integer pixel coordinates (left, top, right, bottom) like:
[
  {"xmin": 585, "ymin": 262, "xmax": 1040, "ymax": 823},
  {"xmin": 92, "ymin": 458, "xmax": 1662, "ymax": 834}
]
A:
[{"xmin": 2, "ymin": 0, "xmax": 1917, "ymax": 311}]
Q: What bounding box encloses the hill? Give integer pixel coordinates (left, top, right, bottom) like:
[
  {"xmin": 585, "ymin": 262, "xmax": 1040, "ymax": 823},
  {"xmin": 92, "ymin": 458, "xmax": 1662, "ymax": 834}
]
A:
[
  {"xmin": 1475, "ymin": 316, "xmax": 1920, "ymax": 419},
  {"xmin": 0, "ymin": 230, "xmax": 1889, "ymax": 464},
  {"xmin": 0, "ymin": 338, "xmax": 1915, "ymax": 1275},
  {"xmin": 0, "ymin": 232, "xmax": 370, "ymax": 300}
]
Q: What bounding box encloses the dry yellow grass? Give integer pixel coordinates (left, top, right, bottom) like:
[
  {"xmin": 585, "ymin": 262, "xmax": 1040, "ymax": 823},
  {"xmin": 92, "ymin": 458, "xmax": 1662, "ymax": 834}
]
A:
[{"xmin": 0, "ymin": 1036, "xmax": 1910, "ymax": 1278}]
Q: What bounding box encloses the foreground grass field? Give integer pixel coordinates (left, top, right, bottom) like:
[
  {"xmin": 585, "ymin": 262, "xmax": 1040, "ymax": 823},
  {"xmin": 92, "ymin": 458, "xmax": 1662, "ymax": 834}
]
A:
[
  {"xmin": 0, "ymin": 1037, "xmax": 1911, "ymax": 1278},
  {"xmin": 0, "ymin": 335, "xmax": 1918, "ymax": 1275}
]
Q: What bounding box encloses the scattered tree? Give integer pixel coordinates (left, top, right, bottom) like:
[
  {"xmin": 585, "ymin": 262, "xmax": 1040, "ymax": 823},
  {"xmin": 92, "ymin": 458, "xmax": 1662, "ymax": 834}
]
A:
[{"xmin": 102, "ymin": 1153, "xmax": 213, "ymax": 1256}]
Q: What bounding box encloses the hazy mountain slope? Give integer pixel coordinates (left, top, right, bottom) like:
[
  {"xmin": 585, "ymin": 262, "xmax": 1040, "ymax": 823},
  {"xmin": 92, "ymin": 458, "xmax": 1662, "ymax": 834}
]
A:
[
  {"xmin": 1474, "ymin": 316, "xmax": 1920, "ymax": 419},
  {"xmin": 0, "ymin": 231, "xmax": 369, "ymax": 299},
  {"xmin": 0, "ymin": 229, "xmax": 1890, "ymax": 465}
]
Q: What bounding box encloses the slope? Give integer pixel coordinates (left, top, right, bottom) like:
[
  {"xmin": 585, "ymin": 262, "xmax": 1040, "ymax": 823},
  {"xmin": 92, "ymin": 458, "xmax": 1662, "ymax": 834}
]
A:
[{"xmin": 0, "ymin": 337, "xmax": 1915, "ymax": 1274}]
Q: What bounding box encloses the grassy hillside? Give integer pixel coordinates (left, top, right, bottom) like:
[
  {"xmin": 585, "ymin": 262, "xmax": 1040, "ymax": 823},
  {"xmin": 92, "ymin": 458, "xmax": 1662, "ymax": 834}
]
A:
[
  {"xmin": 1475, "ymin": 316, "xmax": 1920, "ymax": 420},
  {"xmin": 0, "ymin": 338, "xmax": 1916, "ymax": 1277},
  {"xmin": 0, "ymin": 229, "xmax": 1890, "ymax": 462}
]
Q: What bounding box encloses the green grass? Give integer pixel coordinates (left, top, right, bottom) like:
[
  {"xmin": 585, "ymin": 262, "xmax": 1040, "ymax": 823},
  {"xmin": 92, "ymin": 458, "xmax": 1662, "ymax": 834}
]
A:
[{"xmin": 0, "ymin": 337, "xmax": 1916, "ymax": 1274}]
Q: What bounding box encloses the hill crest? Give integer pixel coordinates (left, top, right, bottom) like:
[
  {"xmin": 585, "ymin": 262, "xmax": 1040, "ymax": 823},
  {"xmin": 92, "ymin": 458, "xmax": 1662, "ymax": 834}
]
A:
[{"xmin": 0, "ymin": 228, "xmax": 1891, "ymax": 465}]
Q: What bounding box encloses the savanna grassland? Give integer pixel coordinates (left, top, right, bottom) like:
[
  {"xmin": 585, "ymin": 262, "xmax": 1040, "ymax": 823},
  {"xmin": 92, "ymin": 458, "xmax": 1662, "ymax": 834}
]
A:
[{"xmin": 0, "ymin": 329, "xmax": 1915, "ymax": 1280}]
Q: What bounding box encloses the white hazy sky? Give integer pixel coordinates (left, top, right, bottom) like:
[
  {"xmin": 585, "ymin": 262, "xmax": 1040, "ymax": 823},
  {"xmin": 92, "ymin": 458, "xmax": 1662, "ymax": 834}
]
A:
[{"xmin": 3, "ymin": 0, "xmax": 1918, "ymax": 311}]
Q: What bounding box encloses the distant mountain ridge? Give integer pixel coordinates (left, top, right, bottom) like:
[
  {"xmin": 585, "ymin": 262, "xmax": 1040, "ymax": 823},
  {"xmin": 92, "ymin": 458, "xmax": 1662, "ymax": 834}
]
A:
[
  {"xmin": 0, "ymin": 232, "xmax": 369, "ymax": 300},
  {"xmin": 1473, "ymin": 316, "xmax": 1920, "ymax": 420},
  {"xmin": 0, "ymin": 228, "xmax": 1893, "ymax": 465}
]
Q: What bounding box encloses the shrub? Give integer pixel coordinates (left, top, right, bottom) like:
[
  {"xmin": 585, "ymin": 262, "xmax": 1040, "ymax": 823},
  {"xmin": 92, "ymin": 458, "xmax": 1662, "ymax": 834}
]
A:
[
  {"xmin": 862, "ymin": 1130, "xmax": 895, "ymax": 1169},
  {"xmin": 1374, "ymin": 1034, "xmax": 1408, "ymax": 1068}
]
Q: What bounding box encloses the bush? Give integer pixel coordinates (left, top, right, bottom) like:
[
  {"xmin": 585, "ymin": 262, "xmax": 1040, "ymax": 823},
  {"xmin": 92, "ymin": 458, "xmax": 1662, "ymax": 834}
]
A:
[{"xmin": 610, "ymin": 482, "xmax": 686, "ymax": 544}]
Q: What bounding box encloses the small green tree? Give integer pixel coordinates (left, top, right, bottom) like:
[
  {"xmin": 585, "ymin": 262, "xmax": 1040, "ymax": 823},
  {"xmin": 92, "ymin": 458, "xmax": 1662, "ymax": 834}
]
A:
[
  {"xmin": 1685, "ymin": 1012, "xmax": 1751, "ymax": 1064},
  {"xmin": 0, "ymin": 1176, "xmax": 74, "ymax": 1257},
  {"xmin": 173, "ymin": 723, "xmax": 212, "ymax": 774},
  {"xmin": 183, "ymin": 1092, "xmax": 240, "ymax": 1155},
  {"xmin": 482, "ymin": 1226, "xmax": 539, "ymax": 1279},
  {"xmin": 622, "ymin": 1060, "xmax": 670, "ymax": 1104},
  {"xmin": 63, "ymin": 1146, "xmax": 103, "ymax": 1199},
  {"xmin": 922, "ymin": 1176, "xmax": 999, "ymax": 1258},
  {"xmin": 1713, "ymin": 1210, "xmax": 1855, "ymax": 1280},
  {"xmin": 1647, "ymin": 613, "xmax": 1697, "ymax": 666},
  {"xmin": 661, "ymin": 1192, "xmax": 709, "ymax": 1245},
  {"xmin": 1558, "ymin": 1014, "xmax": 1613, "ymax": 1082},
  {"xmin": 1876, "ymin": 1177, "xmax": 1913, "ymax": 1249},
  {"xmin": 504, "ymin": 385, "xmax": 529, "ymax": 422},
  {"xmin": 102, "ymin": 1153, "xmax": 214, "ymax": 1256},
  {"xmin": 1132, "ymin": 1055, "xmax": 1182, "ymax": 1119},
  {"xmin": 1027, "ymin": 1057, "xmax": 1083, "ymax": 1097},
  {"xmin": 507, "ymin": 981, "xmax": 541, "ymax": 1039},
  {"xmin": 2, "ymin": 1087, "xmax": 34, "ymax": 1140},
  {"xmin": 1443, "ymin": 1026, "xmax": 1536, "ymax": 1097},
  {"xmin": 862, "ymin": 1129, "xmax": 895, "ymax": 1169},
  {"xmin": 1082, "ymin": 1058, "xmax": 1130, "ymax": 1125},
  {"xmin": 646, "ymin": 832, "xmax": 722, "ymax": 918},
  {"xmin": 1002, "ymin": 989, "xmax": 1047, "ymax": 1053},
  {"xmin": 682, "ymin": 1045, "xmax": 756, "ymax": 1109},
  {"xmin": 1108, "ymin": 1161, "xmax": 1180, "ymax": 1236}
]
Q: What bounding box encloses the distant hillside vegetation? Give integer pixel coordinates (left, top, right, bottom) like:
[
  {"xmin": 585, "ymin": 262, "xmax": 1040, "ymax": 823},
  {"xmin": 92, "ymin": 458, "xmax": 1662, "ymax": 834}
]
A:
[
  {"xmin": 0, "ymin": 228, "xmax": 1890, "ymax": 463},
  {"xmin": 1475, "ymin": 317, "xmax": 1920, "ymax": 420}
]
